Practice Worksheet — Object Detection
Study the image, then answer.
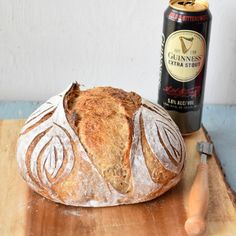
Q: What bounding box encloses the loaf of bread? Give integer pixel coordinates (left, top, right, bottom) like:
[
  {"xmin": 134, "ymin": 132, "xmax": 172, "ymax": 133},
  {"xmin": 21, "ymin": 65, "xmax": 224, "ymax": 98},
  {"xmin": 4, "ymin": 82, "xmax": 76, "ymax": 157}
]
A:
[{"xmin": 17, "ymin": 83, "xmax": 185, "ymax": 207}]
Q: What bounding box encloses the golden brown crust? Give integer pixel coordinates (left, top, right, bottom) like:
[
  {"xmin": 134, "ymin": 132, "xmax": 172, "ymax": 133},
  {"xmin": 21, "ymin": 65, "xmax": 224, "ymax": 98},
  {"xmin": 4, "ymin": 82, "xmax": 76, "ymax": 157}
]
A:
[{"xmin": 69, "ymin": 86, "xmax": 141, "ymax": 194}]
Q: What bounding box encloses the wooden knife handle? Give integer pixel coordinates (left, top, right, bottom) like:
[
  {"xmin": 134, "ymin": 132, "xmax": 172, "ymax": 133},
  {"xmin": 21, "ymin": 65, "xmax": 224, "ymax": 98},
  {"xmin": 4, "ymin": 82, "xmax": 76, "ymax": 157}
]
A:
[{"xmin": 184, "ymin": 163, "xmax": 209, "ymax": 236}]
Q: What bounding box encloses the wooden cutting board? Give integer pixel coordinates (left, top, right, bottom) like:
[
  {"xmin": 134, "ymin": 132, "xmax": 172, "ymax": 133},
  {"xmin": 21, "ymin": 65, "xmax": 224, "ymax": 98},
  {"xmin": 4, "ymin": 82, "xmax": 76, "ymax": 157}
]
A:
[{"xmin": 0, "ymin": 120, "xmax": 235, "ymax": 236}]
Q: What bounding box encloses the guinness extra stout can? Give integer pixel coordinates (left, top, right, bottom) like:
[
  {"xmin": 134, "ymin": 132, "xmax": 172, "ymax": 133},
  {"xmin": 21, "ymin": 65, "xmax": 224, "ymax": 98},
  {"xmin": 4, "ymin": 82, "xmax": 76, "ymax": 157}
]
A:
[{"xmin": 158, "ymin": 0, "xmax": 212, "ymax": 135}]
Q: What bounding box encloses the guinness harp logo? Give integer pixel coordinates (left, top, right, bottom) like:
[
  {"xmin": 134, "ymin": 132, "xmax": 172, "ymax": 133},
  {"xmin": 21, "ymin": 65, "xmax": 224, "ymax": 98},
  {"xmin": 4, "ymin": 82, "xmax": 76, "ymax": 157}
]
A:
[
  {"xmin": 179, "ymin": 36, "xmax": 194, "ymax": 54},
  {"xmin": 164, "ymin": 30, "xmax": 206, "ymax": 82}
]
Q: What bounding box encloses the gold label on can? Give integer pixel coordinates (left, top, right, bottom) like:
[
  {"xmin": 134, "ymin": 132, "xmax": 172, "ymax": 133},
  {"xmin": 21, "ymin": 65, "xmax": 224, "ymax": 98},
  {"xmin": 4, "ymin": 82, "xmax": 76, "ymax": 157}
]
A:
[{"xmin": 164, "ymin": 30, "xmax": 206, "ymax": 82}]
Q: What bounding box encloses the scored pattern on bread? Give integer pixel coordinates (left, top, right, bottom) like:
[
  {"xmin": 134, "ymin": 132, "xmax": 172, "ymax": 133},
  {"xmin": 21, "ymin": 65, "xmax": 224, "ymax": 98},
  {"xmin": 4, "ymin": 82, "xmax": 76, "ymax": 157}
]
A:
[
  {"xmin": 141, "ymin": 99, "xmax": 184, "ymax": 174},
  {"xmin": 17, "ymin": 83, "xmax": 185, "ymax": 207},
  {"xmin": 17, "ymin": 89, "xmax": 77, "ymax": 201},
  {"xmin": 139, "ymin": 99, "xmax": 184, "ymax": 186}
]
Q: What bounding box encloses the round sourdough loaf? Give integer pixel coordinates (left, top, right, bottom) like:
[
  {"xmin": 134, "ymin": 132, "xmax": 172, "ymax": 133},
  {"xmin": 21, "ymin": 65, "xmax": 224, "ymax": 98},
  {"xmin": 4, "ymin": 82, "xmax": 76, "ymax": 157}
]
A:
[{"xmin": 17, "ymin": 83, "xmax": 185, "ymax": 207}]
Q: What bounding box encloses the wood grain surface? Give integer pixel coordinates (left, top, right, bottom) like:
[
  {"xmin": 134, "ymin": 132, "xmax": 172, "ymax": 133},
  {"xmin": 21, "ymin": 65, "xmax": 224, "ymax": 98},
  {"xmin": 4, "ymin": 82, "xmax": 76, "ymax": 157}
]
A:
[{"xmin": 0, "ymin": 120, "xmax": 235, "ymax": 236}]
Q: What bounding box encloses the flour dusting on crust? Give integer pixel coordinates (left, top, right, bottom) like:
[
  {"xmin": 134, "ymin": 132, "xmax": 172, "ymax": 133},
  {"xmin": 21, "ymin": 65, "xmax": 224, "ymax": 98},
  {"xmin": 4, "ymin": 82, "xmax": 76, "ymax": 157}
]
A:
[{"xmin": 17, "ymin": 83, "xmax": 185, "ymax": 207}]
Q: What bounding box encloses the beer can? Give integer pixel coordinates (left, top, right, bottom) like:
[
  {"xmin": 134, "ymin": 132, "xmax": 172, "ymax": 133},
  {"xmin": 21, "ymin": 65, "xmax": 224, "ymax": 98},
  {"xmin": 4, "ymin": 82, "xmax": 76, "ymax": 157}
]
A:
[{"xmin": 158, "ymin": 0, "xmax": 212, "ymax": 135}]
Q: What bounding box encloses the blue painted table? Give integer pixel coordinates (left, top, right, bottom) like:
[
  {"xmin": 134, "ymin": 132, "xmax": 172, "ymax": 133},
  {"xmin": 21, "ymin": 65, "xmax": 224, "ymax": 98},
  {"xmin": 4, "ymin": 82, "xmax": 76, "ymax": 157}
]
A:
[{"xmin": 0, "ymin": 102, "xmax": 235, "ymax": 193}]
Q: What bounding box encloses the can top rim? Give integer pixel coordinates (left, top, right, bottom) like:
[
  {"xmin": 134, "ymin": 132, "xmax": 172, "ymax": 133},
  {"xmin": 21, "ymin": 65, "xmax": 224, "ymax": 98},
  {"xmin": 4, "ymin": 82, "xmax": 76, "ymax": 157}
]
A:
[{"xmin": 169, "ymin": 0, "xmax": 209, "ymax": 12}]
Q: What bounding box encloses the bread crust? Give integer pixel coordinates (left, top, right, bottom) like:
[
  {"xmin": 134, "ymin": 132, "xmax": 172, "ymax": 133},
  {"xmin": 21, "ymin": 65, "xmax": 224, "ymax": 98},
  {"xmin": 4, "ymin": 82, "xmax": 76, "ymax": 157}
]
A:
[{"xmin": 16, "ymin": 83, "xmax": 185, "ymax": 207}]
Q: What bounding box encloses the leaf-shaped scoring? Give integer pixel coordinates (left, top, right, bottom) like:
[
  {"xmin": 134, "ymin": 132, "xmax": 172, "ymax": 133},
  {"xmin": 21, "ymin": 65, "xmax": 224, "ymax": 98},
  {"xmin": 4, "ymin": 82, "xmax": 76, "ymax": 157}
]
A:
[
  {"xmin": 140, "ymin": 99, "xmax": 185, "ymax": 174},
  {"xmin": 28, "ymin": 124, "xmax": 74, "ymax": 187},
  {"xmin": 17, "ymin": 85, "xmax": 76, "ymax": 201}
]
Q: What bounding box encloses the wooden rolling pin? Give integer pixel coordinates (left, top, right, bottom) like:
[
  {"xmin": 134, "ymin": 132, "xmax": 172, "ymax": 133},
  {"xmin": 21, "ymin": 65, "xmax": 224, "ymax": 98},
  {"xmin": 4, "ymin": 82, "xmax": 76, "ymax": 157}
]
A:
[{"xmin": 184, "ymin": 142, "xmax": 213, "ymax": 236}]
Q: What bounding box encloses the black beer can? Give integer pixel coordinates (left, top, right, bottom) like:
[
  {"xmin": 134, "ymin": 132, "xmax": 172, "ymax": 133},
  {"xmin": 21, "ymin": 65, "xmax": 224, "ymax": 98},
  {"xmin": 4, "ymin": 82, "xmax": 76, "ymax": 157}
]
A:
[{"xmin": 158, "ymin": 0, "xmax": 212, "ymax": 135}]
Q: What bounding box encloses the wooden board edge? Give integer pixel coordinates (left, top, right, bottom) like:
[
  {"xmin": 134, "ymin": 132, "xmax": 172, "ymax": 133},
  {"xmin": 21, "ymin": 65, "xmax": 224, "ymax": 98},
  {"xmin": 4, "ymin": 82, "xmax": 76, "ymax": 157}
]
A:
[{"xmin": 202, "ymin": 124, "xmax": 236, "ymax": 208}]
